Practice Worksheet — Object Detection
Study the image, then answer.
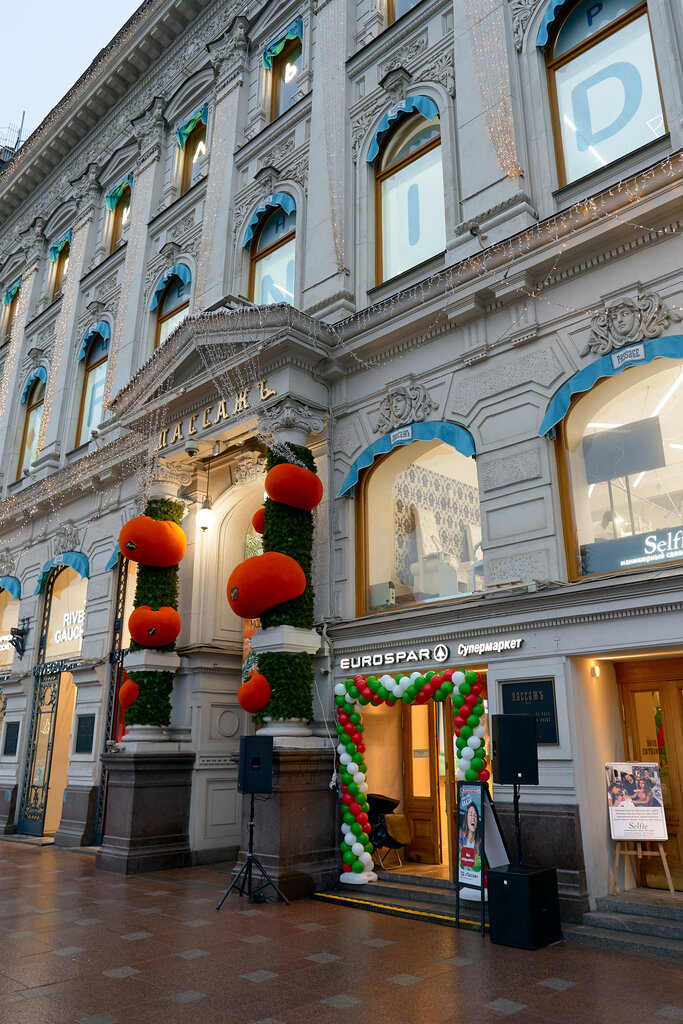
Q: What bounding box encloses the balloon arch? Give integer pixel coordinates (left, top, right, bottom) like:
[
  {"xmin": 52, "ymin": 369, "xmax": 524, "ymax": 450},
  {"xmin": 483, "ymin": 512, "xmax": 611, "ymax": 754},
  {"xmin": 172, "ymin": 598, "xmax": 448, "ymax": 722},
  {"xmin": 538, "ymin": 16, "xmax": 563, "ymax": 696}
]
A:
[{"xmin": 335, "ymin": 667, "xmax": 488, "ymax": 884}]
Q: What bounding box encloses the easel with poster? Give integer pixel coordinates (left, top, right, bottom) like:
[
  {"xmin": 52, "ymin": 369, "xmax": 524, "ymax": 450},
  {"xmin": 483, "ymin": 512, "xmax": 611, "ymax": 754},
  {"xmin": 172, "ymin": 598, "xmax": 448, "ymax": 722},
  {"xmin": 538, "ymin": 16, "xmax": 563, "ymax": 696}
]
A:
[
  {"xmin": 455, "ymin": 782, "xmax": 510, "ymax": 936},
  {"xmin": 605, "ymin": 762, "xmax": 674, "ymax": 896}
]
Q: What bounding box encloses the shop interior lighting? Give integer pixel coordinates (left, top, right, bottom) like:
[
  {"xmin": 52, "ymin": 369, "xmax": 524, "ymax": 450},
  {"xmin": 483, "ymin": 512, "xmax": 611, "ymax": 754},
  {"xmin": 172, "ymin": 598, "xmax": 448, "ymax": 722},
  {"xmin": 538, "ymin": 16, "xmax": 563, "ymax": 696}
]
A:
[{"xmin": 650, "ymin": 370, "xmax": 683, "ymax": 418}]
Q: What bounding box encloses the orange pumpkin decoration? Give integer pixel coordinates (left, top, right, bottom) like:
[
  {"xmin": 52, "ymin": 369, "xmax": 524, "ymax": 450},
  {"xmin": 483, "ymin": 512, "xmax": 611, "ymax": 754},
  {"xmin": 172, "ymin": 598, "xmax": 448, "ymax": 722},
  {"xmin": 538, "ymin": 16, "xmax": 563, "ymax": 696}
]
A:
[
  {"xmin": 118, "ymin": 676, "xmax": 140, "ymax": 710},
  {"xmin": 119, "ymin": 516, "xmax": 187, "ymax": 567},
  {"xmin": 227, "ymin": 552, "xmax": 306, "ymax": 618},
  {"xmin": 252, "ymin": 507, "xmax": 266, "ymax": 535},
  {"xmin": 238, "ymin": 672, "xmax": 271, "ymax": 713},
  {"xmin": 129, "ymin": 605, "xmax": 181, "ymax": 647},
  {"xmin": 265, "ymin": 464, "xmax": 323, "ymax": 511}
]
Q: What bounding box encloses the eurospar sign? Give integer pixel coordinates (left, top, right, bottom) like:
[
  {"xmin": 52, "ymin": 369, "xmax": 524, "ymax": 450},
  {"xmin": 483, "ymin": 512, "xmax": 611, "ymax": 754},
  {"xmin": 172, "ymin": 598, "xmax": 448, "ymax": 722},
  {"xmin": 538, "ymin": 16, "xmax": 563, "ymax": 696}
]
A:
[{"xmin": 338, "ymin": 635, "xmax": 524, "ymax": 671}]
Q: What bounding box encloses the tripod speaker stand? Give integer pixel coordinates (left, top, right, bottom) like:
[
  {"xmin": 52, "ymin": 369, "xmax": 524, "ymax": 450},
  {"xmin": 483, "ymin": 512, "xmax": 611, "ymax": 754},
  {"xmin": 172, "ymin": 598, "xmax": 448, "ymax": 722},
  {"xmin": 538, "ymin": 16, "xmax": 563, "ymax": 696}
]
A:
[{"xmin": 216, "ymin": 736, "xmax": 289, "ymax": 909}]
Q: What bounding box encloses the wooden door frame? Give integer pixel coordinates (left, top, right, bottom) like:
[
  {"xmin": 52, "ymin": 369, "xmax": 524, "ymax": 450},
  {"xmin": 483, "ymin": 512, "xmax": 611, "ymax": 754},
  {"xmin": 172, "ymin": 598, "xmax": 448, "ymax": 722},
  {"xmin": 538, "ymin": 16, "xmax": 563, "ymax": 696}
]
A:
[{"xmin": 401, "ymin": 701, "xmax": 441, "ymax": 864}]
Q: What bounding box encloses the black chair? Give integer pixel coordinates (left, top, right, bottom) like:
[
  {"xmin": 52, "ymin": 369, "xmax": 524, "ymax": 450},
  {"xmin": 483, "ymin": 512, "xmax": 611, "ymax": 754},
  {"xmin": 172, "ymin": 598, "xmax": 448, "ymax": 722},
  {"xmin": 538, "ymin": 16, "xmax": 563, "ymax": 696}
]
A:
[{"xmin": 367, "ymin": 794, "xmax": 411, "ymax": 869}]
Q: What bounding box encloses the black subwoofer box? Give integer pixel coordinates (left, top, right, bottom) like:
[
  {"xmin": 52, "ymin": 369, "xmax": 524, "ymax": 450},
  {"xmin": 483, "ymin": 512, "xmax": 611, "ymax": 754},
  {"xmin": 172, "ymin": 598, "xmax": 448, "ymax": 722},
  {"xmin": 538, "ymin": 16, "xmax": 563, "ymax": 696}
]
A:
[{"xmin": 488, "ymin": 865, "xmax": 562, "ymax": 949}]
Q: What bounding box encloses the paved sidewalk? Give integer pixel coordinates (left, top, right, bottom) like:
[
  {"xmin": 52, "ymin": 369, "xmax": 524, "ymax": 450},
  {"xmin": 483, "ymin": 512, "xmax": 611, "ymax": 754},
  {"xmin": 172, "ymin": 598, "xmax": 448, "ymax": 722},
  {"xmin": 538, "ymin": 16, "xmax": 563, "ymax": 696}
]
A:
[{"xmin": 0, "ymin": 842, "xmax": 681, "ymax": 1024}]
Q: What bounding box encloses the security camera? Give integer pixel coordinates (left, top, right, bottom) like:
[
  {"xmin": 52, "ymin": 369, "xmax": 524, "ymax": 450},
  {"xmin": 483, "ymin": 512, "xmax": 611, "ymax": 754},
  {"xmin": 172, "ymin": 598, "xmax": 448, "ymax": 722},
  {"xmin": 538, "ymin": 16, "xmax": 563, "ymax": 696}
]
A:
[{"xmin": 184, "ymin": 440, "xmax": 200, "ymax": 457}]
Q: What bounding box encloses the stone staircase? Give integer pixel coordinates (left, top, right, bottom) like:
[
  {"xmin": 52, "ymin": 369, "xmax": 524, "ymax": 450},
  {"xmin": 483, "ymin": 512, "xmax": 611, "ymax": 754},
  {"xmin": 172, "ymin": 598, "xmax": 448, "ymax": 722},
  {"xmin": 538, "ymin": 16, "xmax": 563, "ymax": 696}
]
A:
[
  {"xmin": 313, "ymin": 870, "xmax": 487, "ymax": 930},
  {"xmin": 563, "ymin": 890, "xmax": 683, "ymax": 962}
]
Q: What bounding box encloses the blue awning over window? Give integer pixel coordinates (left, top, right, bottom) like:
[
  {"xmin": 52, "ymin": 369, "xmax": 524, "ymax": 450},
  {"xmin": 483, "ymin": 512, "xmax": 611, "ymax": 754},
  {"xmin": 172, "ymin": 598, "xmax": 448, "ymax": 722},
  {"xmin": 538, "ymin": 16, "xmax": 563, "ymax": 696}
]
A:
[
  {"xmin": 105, "ymin": 173, "xmax": 134, "ymax": 211},
  {"xmin": 242, "ymin": 192, "xmax": 296, "ymax": 247},
  {"xmin": 337, "ymin": 420, "xmax": 476, "ymax": 497},
  {"xmin": 78, "ymin": 321, "xmax": 111, "ymax": 361},
  {"xmin": 105, "ymin": 544, "xmax": 121, "ymax": 571},
  {"xmin": 538, "ymin": 335, "xmax": 683, "ymax": 436},
  {"xmin": 150, "ymin": 263, "xmax": 192, "ymax": 310},
  {"xmin": 536, "ymin": 0, "xmax": 573, "ymax": 49},
  {"xmin": 366, "ymin": 95, "xmax": 440, "ymax": 163},
  {"xmin": 20, "ymin": 366, "xmax": 47, "ymax": 403},
  {"xmin": 34, "ymin": 551, "xmax": 90, "ymax": 595},
  {"xmin": 263, "ymin": 18, "xmax": 303, "ymax": 69},
  {"xmin": 49, "ymin": 229, "xmax": 72, "ymax": 262},
  {"xmin": 0, "ymin": 575, "xmax": 21, "ymax": 601},
  {"xmin": 176, "ymin": 106, "xmax": 208, "ymax": 149},
  {"xmin": 4, "ymin": 277, "xmax": 21, "ymax": 305}
]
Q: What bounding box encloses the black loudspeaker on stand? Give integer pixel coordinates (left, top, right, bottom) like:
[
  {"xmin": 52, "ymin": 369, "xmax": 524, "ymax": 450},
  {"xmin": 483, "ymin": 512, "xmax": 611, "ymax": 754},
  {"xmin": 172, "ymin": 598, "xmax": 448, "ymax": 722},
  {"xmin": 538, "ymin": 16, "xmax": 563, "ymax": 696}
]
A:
[
  {"xmin": 217, "ymin": 736, "xmax": 289, "ymax": 909},
  {"xmin": 492, "ymin": 714, "xmax": 539, "ymax": 866}
]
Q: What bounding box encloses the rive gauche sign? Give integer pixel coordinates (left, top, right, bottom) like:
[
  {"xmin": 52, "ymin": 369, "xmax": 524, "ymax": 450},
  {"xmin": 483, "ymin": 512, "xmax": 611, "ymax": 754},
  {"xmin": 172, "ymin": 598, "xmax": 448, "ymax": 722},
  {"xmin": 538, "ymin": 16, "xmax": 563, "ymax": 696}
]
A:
[{"xmin": 338, "ymin": 635, "xmax": 525, "ymax": 671}]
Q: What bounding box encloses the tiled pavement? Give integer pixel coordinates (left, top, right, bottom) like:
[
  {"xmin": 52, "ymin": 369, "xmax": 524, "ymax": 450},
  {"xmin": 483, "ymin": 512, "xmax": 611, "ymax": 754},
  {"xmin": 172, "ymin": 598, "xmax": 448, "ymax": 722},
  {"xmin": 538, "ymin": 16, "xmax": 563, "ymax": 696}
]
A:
[{"xmin": 0, "ymin": 843, "xmax": 682, "ymax": 1024}]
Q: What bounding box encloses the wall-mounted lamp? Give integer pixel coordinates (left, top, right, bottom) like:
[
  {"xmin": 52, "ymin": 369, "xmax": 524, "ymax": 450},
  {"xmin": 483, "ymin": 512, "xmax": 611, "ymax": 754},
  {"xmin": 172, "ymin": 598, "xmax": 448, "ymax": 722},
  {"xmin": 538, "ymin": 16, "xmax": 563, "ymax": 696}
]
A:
[
  {"xmin": 9, "ymin": 618, "xmax": 30, "ymax": 659},
  {"xmin": 590, "ymin": 664, "xmax": 601, "ymax": 678},
  {"xmin": 196, "ymin": 458, "xmax": 216, "ymax": 532}
]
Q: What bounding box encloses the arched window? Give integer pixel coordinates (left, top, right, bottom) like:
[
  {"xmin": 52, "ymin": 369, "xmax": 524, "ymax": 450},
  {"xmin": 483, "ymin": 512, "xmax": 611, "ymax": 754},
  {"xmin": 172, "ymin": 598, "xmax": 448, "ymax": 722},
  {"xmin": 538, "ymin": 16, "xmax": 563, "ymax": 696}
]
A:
[
  {"xmin": 248, "ymin": 204, "xmax": 296, "ymax": 306},
  {"xmin": 109, "ymin": 184, "xmax": 131, "ymax": 252},
  {"xmin": 2, "ymin": 278, "xmax": 20, "ymax": 344},
  {"xmin": 76, "ymin": 330, "xmax": 109, "ymax": 447},
  {"xmin": 0, "ymin": 586, "xmax": 20, "ymax": 671},
  {"xmin": 151, "ymin": 266, "xmax": 192, "ymax": 348},
  {"xmin": 264, "ymin": 20, "xmax": 303, "ymax": 122},
  {"xmin": 559, "ymin": 358, "xmax": 683, "ymax": 577},
  {"xmin": 180, "ymin": 118, "xmax": 207, "ymax": 196},
  {"xmin": 387, "ymin": 0, "xmax": 421, "ymax": 25},
  {"xmin": 359, "ymin": 437, "xmax": 483, "ymax": 613},
  {"xmin": 17, "ymin": 372, "xmax": 46, "ymax": 479},
  {"xmin": 374, "ymin": 106, "xmax": 445, "ymax": 284},
  {"xmin": 545, "ymin": 0, "xmax": 666, "ymax": 185},
  {"xmin": 52, "ymin": 242, "xmax": 70, "ymax": 300}
]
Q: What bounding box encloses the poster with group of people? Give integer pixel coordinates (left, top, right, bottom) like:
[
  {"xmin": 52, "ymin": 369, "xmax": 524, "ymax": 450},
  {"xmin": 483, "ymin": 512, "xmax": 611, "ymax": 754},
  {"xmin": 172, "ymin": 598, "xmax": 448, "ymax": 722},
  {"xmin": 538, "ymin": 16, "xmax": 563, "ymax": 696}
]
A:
[{"xmin": 605, "ymin": 762, "xmax": 668, "ymax": 841}]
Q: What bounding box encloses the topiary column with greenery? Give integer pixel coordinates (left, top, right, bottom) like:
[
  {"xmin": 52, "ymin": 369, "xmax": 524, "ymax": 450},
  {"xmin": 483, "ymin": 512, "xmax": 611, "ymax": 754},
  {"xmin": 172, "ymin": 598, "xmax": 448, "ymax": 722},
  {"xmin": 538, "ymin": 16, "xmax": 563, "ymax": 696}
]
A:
[
  {"xmin": 125, "ymin": 497, "xmax": 184, "ymax": 729},
  {"xmin": 258, "ymin": 443, "xmax": 316, "ymax": 723}
]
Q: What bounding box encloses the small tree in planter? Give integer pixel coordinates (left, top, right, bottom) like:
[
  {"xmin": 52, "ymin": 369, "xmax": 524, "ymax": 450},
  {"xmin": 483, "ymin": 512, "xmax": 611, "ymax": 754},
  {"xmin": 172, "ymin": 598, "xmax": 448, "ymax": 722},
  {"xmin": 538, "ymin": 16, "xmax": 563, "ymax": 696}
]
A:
[{"xmin": 120, "ymin": 497, "xmax": 186, "ymax": 729}]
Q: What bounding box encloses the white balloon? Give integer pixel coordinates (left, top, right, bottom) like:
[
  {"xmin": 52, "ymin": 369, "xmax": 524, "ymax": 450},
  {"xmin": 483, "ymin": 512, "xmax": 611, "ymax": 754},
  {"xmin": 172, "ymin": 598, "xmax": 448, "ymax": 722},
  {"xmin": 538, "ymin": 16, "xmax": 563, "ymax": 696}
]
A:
[
  {"xmin": 351, "ymin": 842, "xmax": 365, "ymax": 856},
  {"xmin": 457, "ymin": 770, "xmax": 467, "ymax": 780},
  {"xmin": 380, "ymin": 674, "xmax": 393, "ymax": 686},
  {"xmin": 348, "ymin": 762, "xmax": 359, "ymax": 775},
  {"xmin": 344, "ymin": 833, "xmax": 355, "ymax": 846},
  {"xmin": 452, "ymin": 672, "xmax": 466, "ymax": 686},
  {"xmin": 337, "ymin": 744, "xmax": 346, "ymax": 756},
  {"xmin": 473, "ymin": 726, "xmax": 486, "ymax": 738},
  {"xmin": 359, "ymin": 783, "xmax": 369, "ymax": 793},
  {"xmin": 341, "ymin": 823, "xmax": 350, "ymax": 834},
  {"xmin": 461, "ymin": 747, "xmax": 474, "ymax": 760},
  {"xmin": 353, "ymin": 773, "xmax": 365, "ymax": 784},
  {"xmin": 334, "ymin": 683, "xmax": 347, "ymax": 696},
  {"xmin": 467, "ymin": 735, "xmax": 480, "ymax": 749},
  {"xmin": 360, "ymin": 852, "xmax": 374, "ymax": 867},
  {"xmin": 340, "ymin": 753, "xmax": 351, "ymax": 765}
]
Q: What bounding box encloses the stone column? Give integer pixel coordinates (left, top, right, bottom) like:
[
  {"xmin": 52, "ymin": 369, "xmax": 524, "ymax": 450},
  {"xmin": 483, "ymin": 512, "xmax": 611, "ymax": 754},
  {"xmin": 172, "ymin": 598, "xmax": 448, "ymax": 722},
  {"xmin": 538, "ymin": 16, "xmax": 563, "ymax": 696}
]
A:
[
  {"xmin": 32, "ymin": 170, "xmax": 102, "ymax": 476},
  {"xmin": 194, "ymin": 19, "xmax": 249, "ymax": 309},
  {"xmin": 103, "ymin": 98, "xmax": 167, "ymax": 409}
]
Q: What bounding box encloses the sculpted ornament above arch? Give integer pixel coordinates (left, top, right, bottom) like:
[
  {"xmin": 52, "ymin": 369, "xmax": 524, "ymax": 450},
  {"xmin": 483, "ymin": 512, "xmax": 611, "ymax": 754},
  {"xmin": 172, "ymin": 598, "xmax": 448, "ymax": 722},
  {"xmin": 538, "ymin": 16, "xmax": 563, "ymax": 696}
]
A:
[
  {"xmin": 581, "ymin": 292, "xmax": 682, "ymax": 357},
  {"xmin": 509, "ymin": 0, "xmax": 544, "ymax": 53},
  {"xmin": 374, "ymin": 382, "xmax": 438, "ymax": 434}
]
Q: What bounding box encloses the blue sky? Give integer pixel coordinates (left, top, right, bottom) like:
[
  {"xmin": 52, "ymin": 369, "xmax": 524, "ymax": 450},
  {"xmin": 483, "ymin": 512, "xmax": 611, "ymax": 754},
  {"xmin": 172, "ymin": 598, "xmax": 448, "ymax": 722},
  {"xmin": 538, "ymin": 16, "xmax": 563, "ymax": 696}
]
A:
[{"xmin": 0, "ymin": 1, "xmax": 144, "ymax": 146}]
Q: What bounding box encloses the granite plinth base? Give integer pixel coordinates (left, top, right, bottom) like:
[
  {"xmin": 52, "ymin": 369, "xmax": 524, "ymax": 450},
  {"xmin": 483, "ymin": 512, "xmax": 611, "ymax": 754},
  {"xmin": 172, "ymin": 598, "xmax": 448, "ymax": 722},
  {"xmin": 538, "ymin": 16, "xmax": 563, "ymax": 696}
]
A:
[
  {"xmin": 96, "ymin": 751, "xmax": 195, "ymax": 874},
  {"xmin": 54, "ymin": 784, "xmax": 98, "ymax": 847},
  {"xmin": 231, "ymin": 749, "xmax": 339, "ymax": 901}
]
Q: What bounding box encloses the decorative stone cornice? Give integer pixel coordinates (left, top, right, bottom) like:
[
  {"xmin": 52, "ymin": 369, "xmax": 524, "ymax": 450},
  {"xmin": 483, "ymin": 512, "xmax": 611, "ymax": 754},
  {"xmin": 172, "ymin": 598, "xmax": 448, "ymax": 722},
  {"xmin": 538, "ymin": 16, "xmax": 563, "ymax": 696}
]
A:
[
  {"xmin": 233, "ymin": 450, "xmax": 267, "ymax": 484},
  {"xmin": 374, "ymin": 382, "xmax": 438, "ymax": 433},
  {"xmin": 582, "ymin": 292, "xmax": 682, "ymax": 357},
  {"xmin": 258, "ymin": 398, "xmax": 325, "ymax": 447}
]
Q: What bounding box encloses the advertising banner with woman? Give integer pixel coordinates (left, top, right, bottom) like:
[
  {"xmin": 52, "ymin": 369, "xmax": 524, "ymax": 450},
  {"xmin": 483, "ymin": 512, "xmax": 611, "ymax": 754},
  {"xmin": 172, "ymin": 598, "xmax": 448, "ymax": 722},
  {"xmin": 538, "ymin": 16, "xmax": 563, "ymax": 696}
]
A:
[{"xmin": 605, "ymin": 762, "xmax": 668, "ymax": 841}]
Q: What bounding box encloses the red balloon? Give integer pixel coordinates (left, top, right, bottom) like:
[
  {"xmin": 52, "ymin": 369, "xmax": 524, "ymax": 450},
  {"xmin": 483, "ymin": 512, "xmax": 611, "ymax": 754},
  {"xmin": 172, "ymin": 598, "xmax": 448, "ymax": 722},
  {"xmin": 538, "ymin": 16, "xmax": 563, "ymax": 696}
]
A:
[
  {"xmin": 478, "ymin": 769, "xmax": 490, "ymax": 781},
  {"xmin": 415, "ymin": 693, "xmax": 429, "ymax": 705},
  {"xmin": 356, "ymin": 743, "xmax": 366, "ymax": 753},
  {"xmin": 342, "ymin": 863, "xmax": 352, "ymax": 873},
  {"xmin": 471, "ymin": 682, "xmax": 482, "ymax": 695},
  {"xmin": 465, "ymin": 693, "xmax": 478, "ymax": 706},
  {"xmin": 385, "ymin": 700, "xmax": 397, "ymax": 707},
  {"xmin": 356, "ymin": 812, "xmax": 368, "ymax": 825},
  {"xmin": 342, "ymin": 792, "xmax": 352, "ymax": 805},
  {"xmin": 442, "ymin": 669, "xmax": 454, "ymax": 681},
  {"xmin": 362, "ymin": 823, "xmax": 372, "ymax": 834},
  {"xmin": 344, "ymin": 723, "xmax": 354, "ymax": 735},
  {"xmin": 371, "ymin": 696, "xmax": 382, "ymax": 706},
  {"xmin": 422, "ymin": 684, "xmax": 434, "ymax": 699},
  {"xmin": 351, "ymin": 732, "xmax": 362, "ymax": 744},
  {"xmin": 354, "ymin": 675, "xmax": 365, "ymax": 686},
  {"xmin": 454, "ymin": 716, "xmax": 466, "ymax": 729},
  {"xmin": 349, "ymin": 801, "xmax": 361, "ymax": 815},
  {"xmin": 430, "ymin": 675, "xmax": 443, "ymax": 687},
  {"xmin": 337, "ymin": 713, "xmax": 349, "ymax": 724}
]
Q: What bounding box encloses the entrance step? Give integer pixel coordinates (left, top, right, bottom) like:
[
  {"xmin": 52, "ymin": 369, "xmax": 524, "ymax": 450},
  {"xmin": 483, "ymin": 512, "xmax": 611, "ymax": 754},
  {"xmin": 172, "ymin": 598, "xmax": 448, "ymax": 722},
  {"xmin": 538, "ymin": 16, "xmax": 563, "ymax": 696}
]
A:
[{"xmin": 563, "ymin": 889, "xmax": 683, "ymax": 962}]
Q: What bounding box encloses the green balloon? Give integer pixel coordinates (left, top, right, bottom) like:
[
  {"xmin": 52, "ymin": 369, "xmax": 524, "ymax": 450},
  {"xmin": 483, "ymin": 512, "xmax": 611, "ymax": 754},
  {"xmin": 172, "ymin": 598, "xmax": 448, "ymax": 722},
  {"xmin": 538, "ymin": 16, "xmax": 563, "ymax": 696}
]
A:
[
  {"xmin": 351, "ymin": 822, "xmax": 363, "ymax": 836},
  {"xmin": 452, "ymin": 694, "xmax": 465, "ymax": 708},
  {"xmin": 346, "ymin": 742, "xmax": 357, "ymax": 755},
  {"xmin": 401, "ymin": 693, "xmax": 412, "ymax": 703},
  {"xmin": 467, "ymin": 715, "xmax": 479, "ymax": 728},
  {"xmin": 470, "ymin": 758, "xmax": 484, "ymax": 772},
  {"xmin": 406, "ymin": 686, "xmax": 418, "ymax": 700},
  {"xmin": 358, "ymin": 696, "xmax": 370, "ymax": 706},
  {"xmin": 367, "ymin": 676, "xmax": 378, "ymax": 690},
  {"xmin": 355, "ymin": 723, "xmax": 364, "ymax": 734},
  {"xmin": 334, "ymin": 695, "xmax": 345, "ymax": 707},
  {"xmin": 465, "ymin": 671, "xmax": 479, "ymax": 685},
  {"xmin": 442, "ymin": 682, "xmax": 455, "ymax": 695},
  {"xmin": 348, "ymin": 782, "xmax": 359, "ymax": 796},
  {"xmin": 343, "ymin": 850, "xmax": 355, "ymax": 865},
  {"xmin": 350, "ymin": 712, "xmax": 361, "ymax": 725},
  {"xmin": 465, "ymin": 768, "xmax": 478, "ymax": 781},
  {"xmin": 341, "ymin": 771, "xmax": 352, "ymax": 785},
  {"xmin": 352, "ymin": 860, "xmax": 364, "ymax": 873},
  {"xmin": 434, "ymin": 689, "xmax": 445, "ymax": 702},
  {"xmin": 455, "ymin": 737, "xmax": 466, "ymax": 750},
  {"xmin": 460, "ymin": 725, "xmax": 473, "ymax": 740},
  {"xmin": 475, "ymin": 747, "xmax": 486, "ymax": 760},
  {"xmin": 415, "ymin": 676, "xmax": 426, "ymax": 688},
  {"xmin": 348, "ymin": 686, "xmax": 359, "ymax": 699},
  {"xmin": 458, "ymin": 682, "xmax": 471, "ymax": 696},
  {"xmin": 377, "ymin": 686, "xmax": 389, "ymax": 700},
  {"xmin": 472, "ymin": 704, "xmax": 484, "ymax": 717},
  {"xmin": 364, "ymin": 839, "xmax": 373, "ymax": 852},
  {"xmin": 425, "ymin": 671, "xmax": 436, "ymax": 681},
  {"xmin": 343, "ymin": 812, "xmax": 355, "ymax": 825},
  {"xmin": 343, "ymin": 702, "xmax": 354, "ymax": 715}
]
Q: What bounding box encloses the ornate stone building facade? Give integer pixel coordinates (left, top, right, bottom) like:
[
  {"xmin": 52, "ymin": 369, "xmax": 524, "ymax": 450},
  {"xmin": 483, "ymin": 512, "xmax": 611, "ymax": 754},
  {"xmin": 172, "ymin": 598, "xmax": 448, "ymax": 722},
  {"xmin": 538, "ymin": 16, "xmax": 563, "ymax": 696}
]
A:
[{"xmin": 0, "ymin": 0, "xmax": 682, "ymax": 912}]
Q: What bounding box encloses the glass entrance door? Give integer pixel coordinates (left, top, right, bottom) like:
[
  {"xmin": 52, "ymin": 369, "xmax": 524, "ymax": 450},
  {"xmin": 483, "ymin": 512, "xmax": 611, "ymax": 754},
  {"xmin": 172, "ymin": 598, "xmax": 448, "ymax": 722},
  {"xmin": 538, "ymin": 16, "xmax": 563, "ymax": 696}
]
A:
[
  {"xmin": 19, "ymin": 670, "xmax": 62, "ymax": 835},
  {"xmin": 617, "ymin": 660, "xmax": 683, "ymax": 891}
]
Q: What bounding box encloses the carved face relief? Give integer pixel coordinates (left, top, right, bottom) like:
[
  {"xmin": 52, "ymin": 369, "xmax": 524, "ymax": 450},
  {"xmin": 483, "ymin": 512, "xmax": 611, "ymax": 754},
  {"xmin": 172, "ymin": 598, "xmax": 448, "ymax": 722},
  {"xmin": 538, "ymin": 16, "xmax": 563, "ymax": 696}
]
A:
[{"xmin": 609, "ymin": 301, "xmax": 639, "ymax": 344}]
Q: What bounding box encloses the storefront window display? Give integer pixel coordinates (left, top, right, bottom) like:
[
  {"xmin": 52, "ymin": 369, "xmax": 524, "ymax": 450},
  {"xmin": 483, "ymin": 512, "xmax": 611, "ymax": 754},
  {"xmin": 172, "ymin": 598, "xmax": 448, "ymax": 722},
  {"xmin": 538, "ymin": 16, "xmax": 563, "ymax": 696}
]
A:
[
  {"xmin": 0, "ymin": 588, "xmax": 19, "ymax": 669},
  {"xmin": 361, "ymin": 439, "xmax": 484, "ymax": 612},
  {"xmin": 45, "ymin": 567, "xmax": 89, "ymax": 660},
  {"xmin": 561, "ymin": 360, "xmax": 683, "ymax": 576}
]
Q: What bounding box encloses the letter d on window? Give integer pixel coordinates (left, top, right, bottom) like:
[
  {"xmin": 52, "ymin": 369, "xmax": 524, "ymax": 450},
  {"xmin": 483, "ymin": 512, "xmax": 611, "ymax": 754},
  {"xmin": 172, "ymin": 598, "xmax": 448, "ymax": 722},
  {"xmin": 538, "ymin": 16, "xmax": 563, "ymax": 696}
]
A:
[{"xmin": 571, "ymin": 62, "xmax": 642, "ymax": 151}]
